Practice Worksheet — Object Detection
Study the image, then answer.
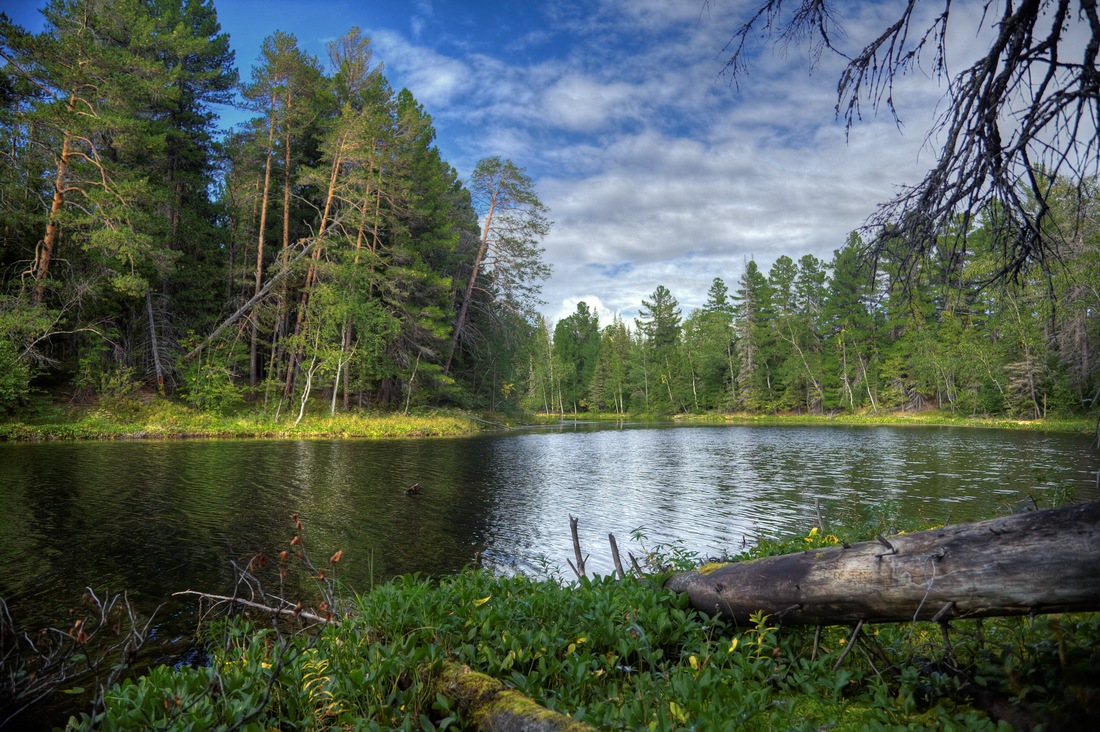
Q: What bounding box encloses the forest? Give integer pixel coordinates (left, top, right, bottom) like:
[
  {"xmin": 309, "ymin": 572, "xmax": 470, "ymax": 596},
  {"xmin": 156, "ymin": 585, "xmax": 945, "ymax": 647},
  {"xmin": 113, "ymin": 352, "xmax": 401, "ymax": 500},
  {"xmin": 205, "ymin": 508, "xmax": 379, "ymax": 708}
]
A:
[{"xmin": 1, "ymin": 0, "xmax": 1098, "ymax": 423}]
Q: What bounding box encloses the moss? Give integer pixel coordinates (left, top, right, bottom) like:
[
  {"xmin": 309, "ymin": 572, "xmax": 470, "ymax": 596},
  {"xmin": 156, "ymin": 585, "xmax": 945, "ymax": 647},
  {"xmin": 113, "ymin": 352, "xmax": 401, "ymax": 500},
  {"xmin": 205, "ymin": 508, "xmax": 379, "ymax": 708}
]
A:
[
  {"xmin": 436, "ymin": 662, "xmax": 594, "ymax": 731},
  {"xmin": 695, "ymin": 562, "xmax": 729, "ymax": 576}
]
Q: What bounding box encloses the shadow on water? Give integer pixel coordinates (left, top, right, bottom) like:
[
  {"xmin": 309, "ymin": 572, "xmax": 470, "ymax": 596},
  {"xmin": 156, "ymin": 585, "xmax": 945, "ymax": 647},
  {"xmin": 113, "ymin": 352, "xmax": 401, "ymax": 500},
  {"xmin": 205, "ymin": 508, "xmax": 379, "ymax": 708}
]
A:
[{"xmin": 0, "ymin": 423, "xmax": 1096, "ymax": 724}]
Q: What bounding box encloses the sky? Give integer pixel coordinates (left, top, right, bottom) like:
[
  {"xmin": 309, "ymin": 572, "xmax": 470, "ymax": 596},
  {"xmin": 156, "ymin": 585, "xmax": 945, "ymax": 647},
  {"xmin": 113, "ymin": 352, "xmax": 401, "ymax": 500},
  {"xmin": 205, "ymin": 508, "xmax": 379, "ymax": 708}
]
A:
[{"xmin": 5, "ymin": 0, "xmax": 984, "ymax": 325}]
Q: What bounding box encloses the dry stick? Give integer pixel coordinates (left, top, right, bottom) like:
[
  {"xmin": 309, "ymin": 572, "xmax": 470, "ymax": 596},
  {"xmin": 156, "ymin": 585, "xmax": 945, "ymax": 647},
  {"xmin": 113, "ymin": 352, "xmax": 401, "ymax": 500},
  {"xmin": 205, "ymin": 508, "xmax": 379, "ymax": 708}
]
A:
[
  {"xmin": 173, "ymin": 590, "xmax": 335, "ymax": 626},
  {"xmin": 812, "ymin": 624, "xmax": 823, "ymax": 661},
  {"xmin": 815, "ymin": 498, "xmax": 827, "ymax": 533},
  {"xmin": 628, "ymin": 552, "xmax": 645, "ymax": 576},
  {"xmin": 832, "ymin": 619, "xmax": 863, "ymax": 671},
  {"xmin": 568, "ymin": 514, "xmax": 587, "ymax": 578},
  {"xmin": 608, "ymin": 533, "xmax": 626, "ymax": 579}
]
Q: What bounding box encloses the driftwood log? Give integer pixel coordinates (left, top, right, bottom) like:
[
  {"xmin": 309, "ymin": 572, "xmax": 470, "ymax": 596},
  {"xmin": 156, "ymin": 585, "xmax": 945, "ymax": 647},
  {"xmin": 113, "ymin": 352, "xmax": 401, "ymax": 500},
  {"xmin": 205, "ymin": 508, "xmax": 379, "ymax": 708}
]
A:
[{"xmin": 666, "ymin": 499, "xmax": 1100, "ymax": 626}]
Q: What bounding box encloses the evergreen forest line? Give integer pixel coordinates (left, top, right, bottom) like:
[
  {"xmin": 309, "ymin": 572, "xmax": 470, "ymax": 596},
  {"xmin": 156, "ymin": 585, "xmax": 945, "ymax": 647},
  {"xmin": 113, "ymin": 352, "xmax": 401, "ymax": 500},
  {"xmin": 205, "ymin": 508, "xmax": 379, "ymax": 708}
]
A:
[
  {"xmin": 541, "ymin": 214, "xmax": 1099, "ymax": 419},
  {"xmin": 1, "ymin": 1, "xmax": 1097, "ymax": 424},
  {"xmin": 1, "ymin": 1, "xmax": 550, "ymax": 419}
]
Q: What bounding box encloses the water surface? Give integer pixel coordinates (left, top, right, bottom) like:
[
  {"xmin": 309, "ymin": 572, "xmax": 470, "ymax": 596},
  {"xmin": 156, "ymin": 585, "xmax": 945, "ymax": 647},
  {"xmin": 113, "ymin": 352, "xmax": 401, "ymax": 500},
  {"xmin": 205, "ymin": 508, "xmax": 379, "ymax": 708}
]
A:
[{"xmin": 1, "ymin": 422, "xmax": 1096, "ymax": 635}]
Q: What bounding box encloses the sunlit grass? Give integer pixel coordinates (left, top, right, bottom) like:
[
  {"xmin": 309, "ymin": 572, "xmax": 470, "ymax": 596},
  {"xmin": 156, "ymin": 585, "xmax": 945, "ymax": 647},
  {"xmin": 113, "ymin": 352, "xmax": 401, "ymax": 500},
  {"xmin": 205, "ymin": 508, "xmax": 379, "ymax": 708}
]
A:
[
  {"xmin": 0, "ymin": 396, "xmax": 482, "ymax": 441},
  {"xmin": 3, "ymin": 395, "xmax": 1093, "ymax": 441},
  {"xmin": 680, "ymin": 409, "xmax": 1094, "ymax": 434}
]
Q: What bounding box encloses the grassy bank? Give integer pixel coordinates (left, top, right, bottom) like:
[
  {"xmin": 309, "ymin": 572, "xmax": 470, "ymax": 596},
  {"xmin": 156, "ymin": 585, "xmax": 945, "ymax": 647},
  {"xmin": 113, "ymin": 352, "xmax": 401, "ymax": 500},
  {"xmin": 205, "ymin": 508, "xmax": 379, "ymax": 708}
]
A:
[
  {"xmin": 694, "ymin": 410, "xmax": 1097, "ymax": 434},
  {"xmin": 0, "ymin": 397, "xmax": 485, "ymax": 441},
  {"xmin": 541, "ymin": 409, "xmax": 1096, "ymax": 435},
  {"xmin": 3, "ymin": 395, "xmax": 1094, "ymax": 441},
  {"xmin": 57, "ymin": 510, "xmax": 1099, "ymax": 730}
]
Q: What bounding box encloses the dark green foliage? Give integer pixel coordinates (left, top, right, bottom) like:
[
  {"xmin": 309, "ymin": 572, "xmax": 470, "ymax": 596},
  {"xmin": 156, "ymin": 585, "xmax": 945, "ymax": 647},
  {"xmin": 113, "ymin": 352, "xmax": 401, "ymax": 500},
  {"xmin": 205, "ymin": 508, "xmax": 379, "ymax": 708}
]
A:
[
  {"xmin": 0, "ymin": 336, "xmax": 30, "ymax": 413},
  {"xmin": 0, "ymin": 6, "xmax": 544, "ymax": 416},
  {"xmin": 554, "ymin": 302, "xmax": 601, "ymax": 412},
  {"xmin": 77, "ymin": 510, "xmax": 1100, "ymax": 730}
]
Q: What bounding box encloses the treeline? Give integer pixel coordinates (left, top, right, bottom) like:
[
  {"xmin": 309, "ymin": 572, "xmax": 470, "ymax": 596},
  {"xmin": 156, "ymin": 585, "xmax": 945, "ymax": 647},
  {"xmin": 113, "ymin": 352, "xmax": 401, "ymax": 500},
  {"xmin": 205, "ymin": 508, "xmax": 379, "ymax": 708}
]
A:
[
  {"xmin": 534, "ymin": 192, "xmax": 1099, "ymax": 418},
  {"xmin": 2, "ymin": 3, "xmax": 1096, "ymax": 422},
  {"xmin": 0, "ymin": 0, "xmax": 549, "ymax": 416}
]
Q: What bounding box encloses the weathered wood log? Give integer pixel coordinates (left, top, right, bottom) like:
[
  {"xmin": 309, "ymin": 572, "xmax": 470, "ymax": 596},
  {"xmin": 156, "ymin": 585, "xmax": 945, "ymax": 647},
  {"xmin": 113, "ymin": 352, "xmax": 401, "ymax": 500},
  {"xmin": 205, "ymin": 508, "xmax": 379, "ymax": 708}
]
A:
[
  {"xmin": 666, "ymin": 500, "xmax": 1100, "ymax": 626},
  {"xmin": 435, "ymin": 662, "xmax": 594, "ymax": 732}
]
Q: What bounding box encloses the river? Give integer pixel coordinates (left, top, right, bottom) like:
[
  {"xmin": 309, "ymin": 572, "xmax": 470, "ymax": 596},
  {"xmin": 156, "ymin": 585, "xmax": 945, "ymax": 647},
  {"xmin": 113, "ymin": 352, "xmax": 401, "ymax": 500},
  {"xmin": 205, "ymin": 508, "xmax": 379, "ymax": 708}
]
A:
[{"xmin": 0, "ymin": 422, "xmax": 1096, "ymax": 722}]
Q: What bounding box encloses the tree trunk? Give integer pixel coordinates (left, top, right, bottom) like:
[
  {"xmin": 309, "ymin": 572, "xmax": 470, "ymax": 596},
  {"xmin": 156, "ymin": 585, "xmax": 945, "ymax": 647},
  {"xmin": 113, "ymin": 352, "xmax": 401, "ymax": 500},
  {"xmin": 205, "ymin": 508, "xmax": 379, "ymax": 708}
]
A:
[
  {"xmin": 145, "ymin": 289, "xmax": 165, "ymax": 392},
  {"xmin": 251, "ymin": 91, "xmax": 277, "ymax": 387},
  {"xmin": 445, "ymin": 194, "xmax": 497, "ymax": 375},
  {"xmin": 32, "ymin": 93, "xmax": 77, "ymax": 303},
  {"xmin": 284, "ymin": 136, "xmax": 345, "ymax": 398},
  {"xmin": 666, "ymin": 500, "xmax": 1100, "ymax": 626},
  {"xmin": 183, "ymin": 240, "xmax": 315, "ymax": 363}
]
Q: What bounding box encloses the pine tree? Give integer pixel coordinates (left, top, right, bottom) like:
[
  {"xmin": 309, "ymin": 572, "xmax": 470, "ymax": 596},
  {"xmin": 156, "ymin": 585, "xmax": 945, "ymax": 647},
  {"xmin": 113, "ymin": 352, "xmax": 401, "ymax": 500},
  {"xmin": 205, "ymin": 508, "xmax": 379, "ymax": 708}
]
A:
[
  {"xmin": 637, "ymin": 285, "xmax": 684, "ymax": 412},
  {"xmin": 733, "ymin": 260, "xmax": 773, "ymax": 411},
  {"xmin": 446, "ymin": 156, "xmax": 551, "ymax": 377},
  {"xmin": 553, "ymin": 301, "xmax": 600, "ymax": 412},
  {"xmin": 822, "ymin": 233, "xmax": 880, "ymax": 411}
]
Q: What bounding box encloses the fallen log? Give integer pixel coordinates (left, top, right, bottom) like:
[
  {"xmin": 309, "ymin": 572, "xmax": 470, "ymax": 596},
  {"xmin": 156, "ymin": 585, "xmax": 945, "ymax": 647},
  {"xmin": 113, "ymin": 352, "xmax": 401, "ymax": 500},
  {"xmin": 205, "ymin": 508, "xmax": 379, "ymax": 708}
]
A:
[
  {"xmin": 435, "ymin": 662, "xmax": 594, "ymax": 732},
  {"xmin": 666, "ymin": 499, "xmax": 1100, "ymax": 626}
]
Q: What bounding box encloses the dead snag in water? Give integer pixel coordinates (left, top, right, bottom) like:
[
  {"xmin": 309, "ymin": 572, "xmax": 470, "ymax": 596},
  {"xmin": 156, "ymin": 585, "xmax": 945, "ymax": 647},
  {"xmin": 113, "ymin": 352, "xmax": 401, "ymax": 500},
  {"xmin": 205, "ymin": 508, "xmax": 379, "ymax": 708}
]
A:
[{"xmin": 567, "ymin": 515, "xmax": 588, "ymax": 579}]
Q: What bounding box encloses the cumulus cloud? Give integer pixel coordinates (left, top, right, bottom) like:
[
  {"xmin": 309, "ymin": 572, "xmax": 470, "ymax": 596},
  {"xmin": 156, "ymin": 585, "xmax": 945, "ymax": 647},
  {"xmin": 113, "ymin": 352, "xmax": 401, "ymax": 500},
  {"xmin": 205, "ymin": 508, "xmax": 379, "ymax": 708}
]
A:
[
  {"xmin": 541, "ymin": 74, "xmax": 638, "ymax": 132},
  {"xmin": 371, "ymin": 30, "xmax": 473, "ymax": 108},
  {"xmin": 366, "ymin": 0, "xmax": 990, "ymax": 321}
]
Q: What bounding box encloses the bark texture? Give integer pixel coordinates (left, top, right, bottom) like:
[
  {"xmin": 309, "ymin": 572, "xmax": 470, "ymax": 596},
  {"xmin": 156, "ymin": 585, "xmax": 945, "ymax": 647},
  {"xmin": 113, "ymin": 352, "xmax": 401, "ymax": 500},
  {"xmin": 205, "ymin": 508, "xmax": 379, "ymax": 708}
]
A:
[
  {"xmin": 666, "ymin": 500, "xmax": 1100, "ymax": 626},
  {"xmin": 435, "ymin": 662, "xmax": 594, "ymax": 732}
]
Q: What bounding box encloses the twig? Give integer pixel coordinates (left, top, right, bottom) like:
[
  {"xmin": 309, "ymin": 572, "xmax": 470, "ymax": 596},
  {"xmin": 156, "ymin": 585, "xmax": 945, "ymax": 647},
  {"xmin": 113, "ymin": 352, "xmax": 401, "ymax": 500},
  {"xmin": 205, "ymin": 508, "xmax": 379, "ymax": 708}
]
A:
[
  {"xmin": 874, "ymin": 534, "xmax": 897, "ymax": 557},
  {"xmin": 173, "ymin": 590, "xmax": 335, "ymax": 626},
  {"xmin": 832, "ymin": 619, "xmax": 863, "ymax": 671}
]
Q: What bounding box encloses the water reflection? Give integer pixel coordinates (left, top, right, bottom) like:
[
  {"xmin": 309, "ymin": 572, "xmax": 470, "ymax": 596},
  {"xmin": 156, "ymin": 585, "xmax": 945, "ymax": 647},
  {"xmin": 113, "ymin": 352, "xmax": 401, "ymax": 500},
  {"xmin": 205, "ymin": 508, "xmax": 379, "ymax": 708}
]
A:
[{"xmin": 0, "ymin": 424, "xmax": 1095, "ymax": 632}]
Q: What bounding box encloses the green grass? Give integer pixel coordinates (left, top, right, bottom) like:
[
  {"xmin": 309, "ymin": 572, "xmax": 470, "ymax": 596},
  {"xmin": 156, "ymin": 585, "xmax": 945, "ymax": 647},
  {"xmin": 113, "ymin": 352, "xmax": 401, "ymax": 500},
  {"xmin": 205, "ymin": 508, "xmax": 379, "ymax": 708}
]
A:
[
  {"xmin": 525, "ymin": 407, "xmax": 1095, "ymax": 434},
  {"xmin": 0, "ymin": 397, "xmax": 484, "ymax": 441},
  {"xmin": 4, "ymin": 391, "xmax": 1093, "ymax": 441},
  {"xmin": 676, "ymin": 408, "xmax": 1096, "ymax": 434}
]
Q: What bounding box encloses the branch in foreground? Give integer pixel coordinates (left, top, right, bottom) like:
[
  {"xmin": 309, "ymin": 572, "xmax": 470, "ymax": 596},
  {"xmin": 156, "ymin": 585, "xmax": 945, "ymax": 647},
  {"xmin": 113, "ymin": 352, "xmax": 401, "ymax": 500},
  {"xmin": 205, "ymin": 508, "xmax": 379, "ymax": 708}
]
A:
[{"xmin": 172, "ymin": 590, "xmax": 335, "ymax": 627}]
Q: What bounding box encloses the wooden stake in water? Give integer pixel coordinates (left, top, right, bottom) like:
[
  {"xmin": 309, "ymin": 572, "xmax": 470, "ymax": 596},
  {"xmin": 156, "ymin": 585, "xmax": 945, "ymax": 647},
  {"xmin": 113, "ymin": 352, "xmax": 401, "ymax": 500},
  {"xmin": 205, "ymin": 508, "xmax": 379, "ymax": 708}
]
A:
[{"xmin": 568, "ymin": 514, "xmax": 587, "ymax": 578}]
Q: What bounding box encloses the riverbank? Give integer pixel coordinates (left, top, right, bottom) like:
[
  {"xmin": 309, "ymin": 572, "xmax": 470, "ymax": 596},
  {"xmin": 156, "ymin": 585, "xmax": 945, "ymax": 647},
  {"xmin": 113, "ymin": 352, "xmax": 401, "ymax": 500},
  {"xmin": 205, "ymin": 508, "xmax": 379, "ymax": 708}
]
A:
[
  {"xmin": 701, "ymin": 410, "xmax": 1097, "ymax": 434},
  {"xmin": 0, "ymin": 398, "xmax": 488, "ymax": 441},
  {"xmin": 2, "ymin": 395, "xmax": 1095, "ymax": 441},
  {"xmin": 542, "ymin": 409, "xmax": 1097, "ymax": 435}
]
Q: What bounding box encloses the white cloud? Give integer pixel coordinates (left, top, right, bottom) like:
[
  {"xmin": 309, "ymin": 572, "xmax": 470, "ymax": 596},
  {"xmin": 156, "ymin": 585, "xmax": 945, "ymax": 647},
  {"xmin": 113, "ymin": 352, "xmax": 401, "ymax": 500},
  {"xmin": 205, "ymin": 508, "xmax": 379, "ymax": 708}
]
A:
[
  {"xmin": 550, "ymin": 295, "xmax": 621, "ymax": 327},
  {"xmin": 541, "ymin": 74, "xmax": 638, "ymax": 132},
  {"xmin": 365, "ymin": 0, "xmax": 1006, "ymax": 323},
  {"xmin": 371, "ymin": 30, "xmax": 473, "ymax": 108}
]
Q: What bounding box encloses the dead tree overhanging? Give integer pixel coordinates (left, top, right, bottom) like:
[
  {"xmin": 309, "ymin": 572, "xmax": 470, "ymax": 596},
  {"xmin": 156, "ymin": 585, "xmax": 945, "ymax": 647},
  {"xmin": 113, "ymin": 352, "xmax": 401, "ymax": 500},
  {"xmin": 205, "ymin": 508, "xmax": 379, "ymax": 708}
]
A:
[{"xmin": 715, "ymin": 0, "xmax": 1100, "ymax": 285}]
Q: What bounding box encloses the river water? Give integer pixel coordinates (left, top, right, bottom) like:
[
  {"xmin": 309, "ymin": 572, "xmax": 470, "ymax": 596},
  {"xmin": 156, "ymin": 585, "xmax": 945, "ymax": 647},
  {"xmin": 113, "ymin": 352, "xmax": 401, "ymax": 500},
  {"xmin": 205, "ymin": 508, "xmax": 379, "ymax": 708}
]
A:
[{"xmin": 0, "ymin": 422, "xmax": 1097, "ymax": 716}]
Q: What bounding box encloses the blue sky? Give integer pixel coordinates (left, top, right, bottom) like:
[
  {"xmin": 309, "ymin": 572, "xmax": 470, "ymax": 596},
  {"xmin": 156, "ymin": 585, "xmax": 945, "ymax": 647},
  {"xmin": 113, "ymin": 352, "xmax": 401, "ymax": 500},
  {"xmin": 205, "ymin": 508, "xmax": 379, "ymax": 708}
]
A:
[{"xmin": 6, "ymin": 0, "xmax": 976, "ymax": 325}]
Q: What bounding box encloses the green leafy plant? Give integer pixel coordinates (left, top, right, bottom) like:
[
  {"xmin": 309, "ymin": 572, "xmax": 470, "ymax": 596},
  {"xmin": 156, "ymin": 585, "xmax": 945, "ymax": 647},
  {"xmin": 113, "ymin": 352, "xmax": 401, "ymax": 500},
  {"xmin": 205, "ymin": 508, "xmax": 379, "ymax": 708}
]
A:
[{"xmin": 66, "ymin": 511, "xmax": 1100, "ymax": 731}]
